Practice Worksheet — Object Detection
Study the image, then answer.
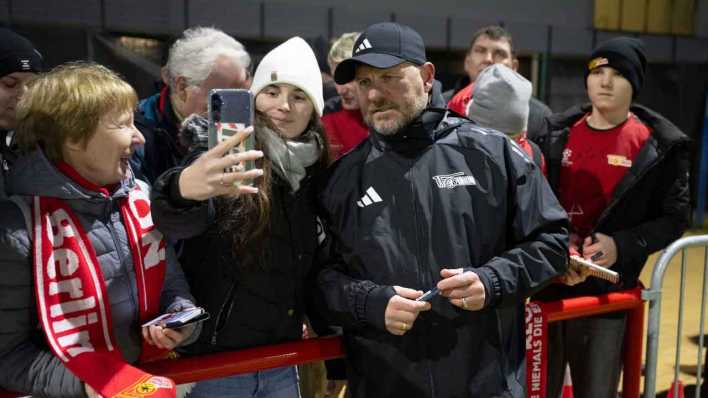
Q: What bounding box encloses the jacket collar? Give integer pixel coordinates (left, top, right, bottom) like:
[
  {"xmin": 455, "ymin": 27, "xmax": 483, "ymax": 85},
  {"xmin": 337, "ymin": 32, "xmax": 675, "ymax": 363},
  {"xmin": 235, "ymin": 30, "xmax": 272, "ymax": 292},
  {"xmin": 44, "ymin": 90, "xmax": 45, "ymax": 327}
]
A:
[
  {"xmin": 55, "ymin": 160, "xmax": 118, "ymax": 197},
  {"xmin": 6, "ymin": 148, "xmax": 134, "ymax": 200},
  {"xmin": 157, "ymin": 86, "xmax": 181, "ymax": 134},
  {"xmin": 368, "ymin": 79, "xmax": 449, "ymax": 155},
  {"xmin": 550, "ymin": 102, "xmax": 689, "ymax": 148},
  {"xmin": 369, "ymin": 107, "xmax": 447, "ymax": 156},
  {"xmin": 546, "ymin": 102, "xmax": 689, "ymax": 232}
]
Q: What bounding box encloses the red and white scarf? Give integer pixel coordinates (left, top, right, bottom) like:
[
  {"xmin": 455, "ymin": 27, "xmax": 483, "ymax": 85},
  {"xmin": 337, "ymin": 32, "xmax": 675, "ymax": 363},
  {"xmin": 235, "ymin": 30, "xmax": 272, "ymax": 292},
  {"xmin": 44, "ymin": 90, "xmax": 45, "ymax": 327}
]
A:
[{"xmin": 32, "ymin": 186, "xmax": 176, "ymax": 397}]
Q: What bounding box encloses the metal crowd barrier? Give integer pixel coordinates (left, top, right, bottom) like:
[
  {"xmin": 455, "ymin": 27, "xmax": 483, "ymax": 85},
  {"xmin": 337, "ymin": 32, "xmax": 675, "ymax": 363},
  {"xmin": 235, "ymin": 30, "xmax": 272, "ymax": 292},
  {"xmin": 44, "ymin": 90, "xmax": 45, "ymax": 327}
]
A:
[{"xmin": 643, "ymin": 235, "xmax": 708, "ymax": 398}]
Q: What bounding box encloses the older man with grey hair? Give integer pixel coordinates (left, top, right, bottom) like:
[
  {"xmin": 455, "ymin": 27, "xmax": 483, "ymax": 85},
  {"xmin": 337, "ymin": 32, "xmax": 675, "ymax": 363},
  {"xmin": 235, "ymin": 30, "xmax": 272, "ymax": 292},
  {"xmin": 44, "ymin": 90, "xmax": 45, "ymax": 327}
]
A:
[{"xmin": 130, "ymin": 26, "xmax": 251, "ymax": 184}]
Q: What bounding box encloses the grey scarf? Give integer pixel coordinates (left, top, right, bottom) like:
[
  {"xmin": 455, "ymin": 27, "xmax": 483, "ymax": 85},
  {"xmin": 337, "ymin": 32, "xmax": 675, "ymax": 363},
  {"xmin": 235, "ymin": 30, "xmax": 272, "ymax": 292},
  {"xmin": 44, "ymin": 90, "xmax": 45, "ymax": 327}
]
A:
[{"xmin": 257, "ymin": 125, "xmax": 322, "ymax": 192}]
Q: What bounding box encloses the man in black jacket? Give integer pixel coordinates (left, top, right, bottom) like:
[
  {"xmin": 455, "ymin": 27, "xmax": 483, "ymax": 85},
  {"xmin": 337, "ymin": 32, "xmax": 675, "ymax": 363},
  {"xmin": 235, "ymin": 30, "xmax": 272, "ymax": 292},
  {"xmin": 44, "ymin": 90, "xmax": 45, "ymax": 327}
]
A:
[
  {"xmin": 533, "ymin": 37, "xmax": 691, "ymax": 398},
  {"xmin": 315, "ymin": 22, "xmax": 569, "ymax": 398}
]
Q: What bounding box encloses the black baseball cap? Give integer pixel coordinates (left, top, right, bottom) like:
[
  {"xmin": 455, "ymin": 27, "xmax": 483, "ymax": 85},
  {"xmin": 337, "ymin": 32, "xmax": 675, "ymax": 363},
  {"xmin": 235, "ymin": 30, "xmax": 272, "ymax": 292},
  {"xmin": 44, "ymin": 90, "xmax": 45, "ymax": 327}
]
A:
[
  {"xmin": 333, "ymin": 22, "xmax": 426, "ymax": 84},
  {"xmin": 0, "ymin": 28, "xmax": 42, "ymax": 77}
]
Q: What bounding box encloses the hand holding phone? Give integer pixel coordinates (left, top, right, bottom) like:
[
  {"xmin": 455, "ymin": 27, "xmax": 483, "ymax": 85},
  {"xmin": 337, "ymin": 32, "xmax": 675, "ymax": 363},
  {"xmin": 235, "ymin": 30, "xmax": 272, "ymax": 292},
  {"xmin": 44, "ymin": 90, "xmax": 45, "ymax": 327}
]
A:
[
  {"xmin": 178, "ymin": 130, "xmax": 263, "ymax": 201},
  {"xmin": 141, "ymin": 308, "xmax": 209, "ymax": 350}
]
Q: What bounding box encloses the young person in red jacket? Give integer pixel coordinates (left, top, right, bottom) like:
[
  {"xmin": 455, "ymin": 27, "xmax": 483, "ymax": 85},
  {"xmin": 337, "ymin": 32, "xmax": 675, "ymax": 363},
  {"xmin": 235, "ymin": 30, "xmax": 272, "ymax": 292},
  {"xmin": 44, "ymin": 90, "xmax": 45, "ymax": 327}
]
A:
[
  {"xmin": 322, "ymin": 32, "xmax": 368, "ymax": 159},
  {"xmin": 534, "ymin": 37, "xmax": 691, "ymax": 398},
  {"xmin": 466, "ymin": 63, "xmax": 546, "ymax": 174}
]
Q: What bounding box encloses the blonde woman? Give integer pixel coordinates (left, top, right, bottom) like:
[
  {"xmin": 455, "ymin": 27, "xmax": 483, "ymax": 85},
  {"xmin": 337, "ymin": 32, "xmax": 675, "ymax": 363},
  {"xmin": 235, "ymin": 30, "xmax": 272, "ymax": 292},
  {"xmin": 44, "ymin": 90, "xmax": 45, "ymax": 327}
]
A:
[{"xmin": 0, "ymin": 63, "xmax": 197, "ymax": 397}]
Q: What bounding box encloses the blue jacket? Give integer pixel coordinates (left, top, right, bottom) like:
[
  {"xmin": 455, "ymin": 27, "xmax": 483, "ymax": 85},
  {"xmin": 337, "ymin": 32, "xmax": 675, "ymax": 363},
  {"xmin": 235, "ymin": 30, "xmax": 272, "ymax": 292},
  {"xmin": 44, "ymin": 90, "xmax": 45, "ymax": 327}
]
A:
[{"xmin": 130, "ymin": 88, "xmax": 188, "ymax": 185}]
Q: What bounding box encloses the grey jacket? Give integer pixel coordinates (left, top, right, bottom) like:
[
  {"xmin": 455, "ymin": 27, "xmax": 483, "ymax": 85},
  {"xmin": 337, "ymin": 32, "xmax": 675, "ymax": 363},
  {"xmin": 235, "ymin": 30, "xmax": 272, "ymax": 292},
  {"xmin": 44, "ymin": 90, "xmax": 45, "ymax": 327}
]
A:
[{"xmin": 0, "ymin": 150, "xmax": 196, "ymax": 397}]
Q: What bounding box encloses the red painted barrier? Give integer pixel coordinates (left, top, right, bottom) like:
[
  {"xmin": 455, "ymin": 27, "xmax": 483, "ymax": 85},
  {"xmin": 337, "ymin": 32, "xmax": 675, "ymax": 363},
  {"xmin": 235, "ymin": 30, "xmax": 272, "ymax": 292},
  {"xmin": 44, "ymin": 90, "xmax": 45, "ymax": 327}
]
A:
[
  {"xmin": 0, "ymin": 290, "xmax": 645, "ymax": 398},
  {"xmin": 0, "ymin": 336, "xmax": 344, "ymax": 398},
  {"xmin": 534, "ymin": 287, "xmax": 645, "ymax": 398}
]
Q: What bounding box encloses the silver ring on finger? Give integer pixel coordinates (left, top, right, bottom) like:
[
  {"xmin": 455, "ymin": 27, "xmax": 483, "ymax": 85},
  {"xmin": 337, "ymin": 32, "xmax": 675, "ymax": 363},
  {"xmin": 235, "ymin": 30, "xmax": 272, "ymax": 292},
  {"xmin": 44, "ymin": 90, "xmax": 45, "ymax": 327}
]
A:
[
  {"xmin": 219, "ymin": 173, "xmax": 227, "ymax": 186},
  {"xmin": 461, "ymin": 296, "xmax": 469, "ymax": 310}
]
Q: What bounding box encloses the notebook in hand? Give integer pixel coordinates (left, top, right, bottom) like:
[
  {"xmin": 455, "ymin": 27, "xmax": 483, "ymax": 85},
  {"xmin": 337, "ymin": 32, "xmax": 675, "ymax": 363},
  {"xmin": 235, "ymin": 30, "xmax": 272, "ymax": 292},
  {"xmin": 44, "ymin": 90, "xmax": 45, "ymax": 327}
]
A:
[{"xmin": 569, "ymin": 255, "xmax": 620, "ymax": 284}]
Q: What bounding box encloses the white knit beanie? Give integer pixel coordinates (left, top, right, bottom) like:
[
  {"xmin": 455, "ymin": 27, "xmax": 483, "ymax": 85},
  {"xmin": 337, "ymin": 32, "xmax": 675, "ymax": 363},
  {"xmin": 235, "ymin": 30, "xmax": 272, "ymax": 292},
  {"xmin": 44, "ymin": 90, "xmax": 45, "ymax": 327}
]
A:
[
  {"xmin": 250, "ymin": 37, "xmax": 324, "ymax": 116},
  {"xmin": 466, "ymin": 64, "xmax": 532, "ymax": 137}
]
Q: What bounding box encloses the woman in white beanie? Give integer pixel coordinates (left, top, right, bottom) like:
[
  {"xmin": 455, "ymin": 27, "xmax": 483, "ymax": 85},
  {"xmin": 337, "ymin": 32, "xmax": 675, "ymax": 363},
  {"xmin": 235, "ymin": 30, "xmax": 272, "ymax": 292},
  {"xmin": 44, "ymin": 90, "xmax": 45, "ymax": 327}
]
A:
[{"xmin": 150, "ymin": 37, "xmax": 332, "ymax": 398}]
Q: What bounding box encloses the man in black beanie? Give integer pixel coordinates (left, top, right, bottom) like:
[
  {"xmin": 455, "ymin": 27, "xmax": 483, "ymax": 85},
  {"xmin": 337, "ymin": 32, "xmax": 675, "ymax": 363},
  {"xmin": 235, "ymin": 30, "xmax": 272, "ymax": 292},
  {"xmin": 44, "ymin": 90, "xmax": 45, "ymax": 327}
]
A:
[
  {"xmin": 0, "ymin": 28, "xmax": 42, "ymax": 197},
  {"xmin": 532, "ymin": 37, "xmax": 690, "ymax": 398}
]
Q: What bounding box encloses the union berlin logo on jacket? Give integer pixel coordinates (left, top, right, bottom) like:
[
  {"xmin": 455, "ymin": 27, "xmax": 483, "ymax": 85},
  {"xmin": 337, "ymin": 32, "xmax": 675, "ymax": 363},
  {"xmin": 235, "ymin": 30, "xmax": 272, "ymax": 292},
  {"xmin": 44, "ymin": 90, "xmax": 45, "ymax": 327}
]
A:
[{"xmin": 32, "ymin": 186, "xmax": 176, "ymax": 397}]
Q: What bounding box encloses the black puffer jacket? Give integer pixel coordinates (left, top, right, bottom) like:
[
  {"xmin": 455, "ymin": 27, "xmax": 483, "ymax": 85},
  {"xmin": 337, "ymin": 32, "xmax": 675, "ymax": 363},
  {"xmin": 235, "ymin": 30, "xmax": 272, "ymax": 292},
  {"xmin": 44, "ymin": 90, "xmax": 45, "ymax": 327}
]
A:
[
  {"xmin": 533, "ymin": 103, "xmax": 691, "ymax": 301},
  {"xmin": 315, "ymin": 106, "xmax": 569, "ymax": 397},
  {"xmin": 150, "ymin": 157, "xmax": 326, "ymax": 354}
]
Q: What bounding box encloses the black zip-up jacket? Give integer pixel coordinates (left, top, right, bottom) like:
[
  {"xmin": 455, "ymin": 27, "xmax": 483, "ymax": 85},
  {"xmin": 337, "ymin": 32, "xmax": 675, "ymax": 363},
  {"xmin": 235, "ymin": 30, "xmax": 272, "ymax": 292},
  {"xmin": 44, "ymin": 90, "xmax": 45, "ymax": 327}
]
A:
[
  {"xmin": 533, "ymin": 103, "xmax": 691, "ymax": 301},
  {"xmin": 150, "ymin": 156, "xmax": 328, "ymax": 355},
  {"xmin": 315, "ymin": 106, "xmax": 569, "ymax": 397}
]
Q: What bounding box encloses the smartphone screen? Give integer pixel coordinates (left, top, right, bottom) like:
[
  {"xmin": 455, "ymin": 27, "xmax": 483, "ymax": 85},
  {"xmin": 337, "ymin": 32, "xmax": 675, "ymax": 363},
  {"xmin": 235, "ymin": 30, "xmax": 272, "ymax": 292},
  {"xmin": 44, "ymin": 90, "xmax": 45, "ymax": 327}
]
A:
[
  {"xmin": 208, "ymin": 89, "xmax": 255, "ymax": 173},
  {"xmin": 141, "ymin": 307, "xmax": 210, "ymax": 329}
]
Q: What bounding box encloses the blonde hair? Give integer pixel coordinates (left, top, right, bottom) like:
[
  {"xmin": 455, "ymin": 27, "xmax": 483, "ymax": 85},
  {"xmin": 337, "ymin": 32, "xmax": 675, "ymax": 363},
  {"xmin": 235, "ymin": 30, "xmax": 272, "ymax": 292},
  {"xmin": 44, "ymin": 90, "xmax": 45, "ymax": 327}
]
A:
[
  {"xmin": 328, "ymin": 32, "xmax": 359, "ymax": 67},
  {"xmin": 16, "ymin": 62, "xmax": 137, "ymax": 161}
]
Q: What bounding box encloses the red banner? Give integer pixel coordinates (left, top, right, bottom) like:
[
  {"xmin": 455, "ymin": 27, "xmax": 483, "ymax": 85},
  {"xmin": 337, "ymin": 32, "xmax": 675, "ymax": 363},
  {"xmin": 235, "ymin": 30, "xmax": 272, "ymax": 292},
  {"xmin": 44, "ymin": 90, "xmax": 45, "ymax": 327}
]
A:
[{"xmin": 525, "ymin": 302, "xmax": 548, "ymax": 398}]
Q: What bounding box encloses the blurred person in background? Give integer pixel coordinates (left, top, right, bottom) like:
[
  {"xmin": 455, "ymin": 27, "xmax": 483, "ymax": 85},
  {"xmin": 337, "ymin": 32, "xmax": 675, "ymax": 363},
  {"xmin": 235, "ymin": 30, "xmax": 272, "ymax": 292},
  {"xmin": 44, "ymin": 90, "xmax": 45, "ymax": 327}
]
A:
[
  {"xmin": 466, "ymin": 63, "xmax": 546, "ymax": 174},
  {"xmin": 131, "ymin": 26, "xmax": 251, "ymax": 184},
  {"xmin": 321, "ymin": 32, "xmax": 368, "ymax": 160},
  {"xmin": 446, "ymin": 25, "xmax": 551, "ymax": 141},
  {"xmin": 0, "ymin": 62, "xmax": 197, "ymax": 398},
  {"xmin": 0, "ymin": 28, "xmax": 42, "ymax": 197}
]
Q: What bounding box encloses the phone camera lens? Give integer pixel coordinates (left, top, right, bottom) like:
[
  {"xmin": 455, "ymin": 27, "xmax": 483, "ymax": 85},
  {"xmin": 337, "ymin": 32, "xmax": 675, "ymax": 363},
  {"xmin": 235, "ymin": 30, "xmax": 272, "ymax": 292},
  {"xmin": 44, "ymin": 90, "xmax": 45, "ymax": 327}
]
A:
[{"xmin": 211, "ymin": 95, "xmax": 222, "ymax": 110}]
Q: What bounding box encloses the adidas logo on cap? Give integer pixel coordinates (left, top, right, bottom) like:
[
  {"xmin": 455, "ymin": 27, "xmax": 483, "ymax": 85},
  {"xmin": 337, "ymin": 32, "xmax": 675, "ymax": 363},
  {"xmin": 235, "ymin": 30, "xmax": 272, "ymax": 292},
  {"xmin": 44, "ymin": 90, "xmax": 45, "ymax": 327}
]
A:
[{"xmin": 354, "ymin": 38, "xmax": 372, "ymax": 54}]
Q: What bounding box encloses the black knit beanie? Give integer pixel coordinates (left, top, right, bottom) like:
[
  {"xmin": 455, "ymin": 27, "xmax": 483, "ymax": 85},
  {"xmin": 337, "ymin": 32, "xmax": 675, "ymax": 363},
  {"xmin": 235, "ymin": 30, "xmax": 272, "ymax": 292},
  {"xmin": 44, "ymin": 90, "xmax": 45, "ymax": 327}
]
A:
[
  {"xmin": 585, "ymin": 37, "xmax": 647, "ymax": 98},
  {"xmin": 0, "ymin": 28, "xmax": 43, "ymax": 78}
]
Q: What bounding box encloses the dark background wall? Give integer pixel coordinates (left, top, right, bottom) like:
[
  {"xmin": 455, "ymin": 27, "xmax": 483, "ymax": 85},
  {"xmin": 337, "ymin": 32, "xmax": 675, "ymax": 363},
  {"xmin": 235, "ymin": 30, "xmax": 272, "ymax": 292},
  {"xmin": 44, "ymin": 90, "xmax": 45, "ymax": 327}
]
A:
[{"xmin": 2, "ymin": 0, "xmax": 708, "ymax": 215}]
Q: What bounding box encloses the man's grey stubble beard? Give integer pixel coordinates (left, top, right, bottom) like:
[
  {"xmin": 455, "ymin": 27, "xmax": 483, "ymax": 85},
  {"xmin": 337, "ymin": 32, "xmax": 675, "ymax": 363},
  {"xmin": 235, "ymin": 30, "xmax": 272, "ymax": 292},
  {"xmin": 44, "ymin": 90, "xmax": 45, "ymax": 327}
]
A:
[{"xmin": 365, "ymin": 94, "xmax": 429, "ymax": 136}]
